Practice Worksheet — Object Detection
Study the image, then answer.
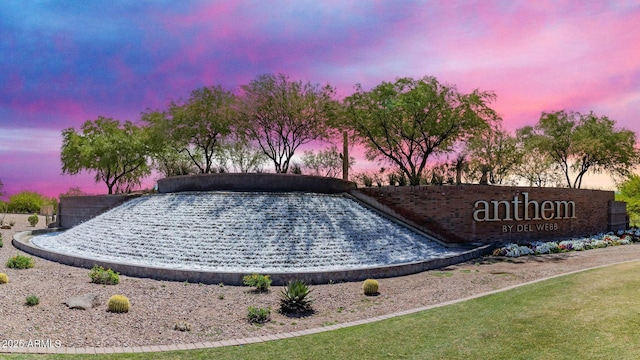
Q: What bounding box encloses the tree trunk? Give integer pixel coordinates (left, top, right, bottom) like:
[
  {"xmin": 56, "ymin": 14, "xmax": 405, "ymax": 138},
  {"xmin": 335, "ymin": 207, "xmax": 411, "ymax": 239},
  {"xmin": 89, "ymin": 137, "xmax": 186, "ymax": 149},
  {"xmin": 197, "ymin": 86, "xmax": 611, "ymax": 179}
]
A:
[{"xmin": 342, "ymin": 131, "xmax": 349, "ymax": 181}]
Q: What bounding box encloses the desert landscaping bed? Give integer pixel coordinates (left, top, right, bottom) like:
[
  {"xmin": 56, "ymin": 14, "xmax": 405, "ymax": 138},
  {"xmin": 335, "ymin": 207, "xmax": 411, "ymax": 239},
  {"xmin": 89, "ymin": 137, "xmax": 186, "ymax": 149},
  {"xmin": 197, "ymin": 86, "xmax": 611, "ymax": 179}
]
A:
[{"xmin": 1, "ymin": 214, "xmax": 639, "ymax": 349}]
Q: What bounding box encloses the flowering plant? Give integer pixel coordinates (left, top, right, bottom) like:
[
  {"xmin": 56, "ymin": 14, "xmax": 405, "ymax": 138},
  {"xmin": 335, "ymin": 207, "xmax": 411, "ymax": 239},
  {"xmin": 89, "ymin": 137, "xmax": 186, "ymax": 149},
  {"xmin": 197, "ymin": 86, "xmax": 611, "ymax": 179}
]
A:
[
  {"xmin": 243, "ymin": 273, "xmax": 272, "ymax": 292},
  {"xmin": 493, "ymin": 230, "xmax": 640, "ymax": 258}
]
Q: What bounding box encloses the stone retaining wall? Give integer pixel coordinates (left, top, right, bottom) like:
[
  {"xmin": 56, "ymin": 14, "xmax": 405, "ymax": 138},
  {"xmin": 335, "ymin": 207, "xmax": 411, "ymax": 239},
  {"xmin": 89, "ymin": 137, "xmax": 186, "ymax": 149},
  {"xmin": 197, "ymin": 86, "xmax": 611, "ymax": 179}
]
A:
[
  {"xmin": 609, "ymin": 201, "xmax": 628, "ymax": 231},
  {"xmin": 57, "ymin": 194, "xmax": 141, "ymax": 228}
]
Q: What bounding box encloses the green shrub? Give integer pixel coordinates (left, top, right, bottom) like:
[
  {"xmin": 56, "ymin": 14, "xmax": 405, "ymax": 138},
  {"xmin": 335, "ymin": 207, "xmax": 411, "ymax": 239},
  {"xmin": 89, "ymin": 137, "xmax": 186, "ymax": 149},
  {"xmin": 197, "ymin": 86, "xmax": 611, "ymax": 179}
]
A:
[
  {"xmin": 28, "ymin": 214, "xmax": 39, "ymax": 227},
  {"xmin": 89, "ymin": 265, "xmax": 120, "ymax": 285},
  {"xmin": 362, "ymin": 279, "xmax": 379, "ymax": 295},
  {"xmin": 280, "ymin": 280, "xmax": 313, "ymax": 314},
  {"xmin": 0, "ymin": 273, "xmax": 8, "ymax": 284},
  {"xmin": 107, "ymin": 295, "xmax": 130, "ymax": 313},
  {"xmin": 356, "ymin": 173, "xmax": 374, "ymax": 187},
  {"xmin": 0, "ymin": 233, "xmax": 3, "ymax": 248},
  {"xmin": 8, "ymin": 191, "xmax": 45, "ymax": 213},
  {"xmin": 247, "ymin": 306, "xmax": 271, "ymax": 324},
  {"xmin": 6, "ymin": 255, "xmax": 35, "ymax": 269},
  {"xmin": 398, "ymin": 172, "xmax": 408, "ymax": 186},
  {"xmin": 243, "ymin": 273, "xmax": 272, "ymax": 292},
  {"xmin": 25, "ymin": 295, "xmax": 39, "ymax": 306}
]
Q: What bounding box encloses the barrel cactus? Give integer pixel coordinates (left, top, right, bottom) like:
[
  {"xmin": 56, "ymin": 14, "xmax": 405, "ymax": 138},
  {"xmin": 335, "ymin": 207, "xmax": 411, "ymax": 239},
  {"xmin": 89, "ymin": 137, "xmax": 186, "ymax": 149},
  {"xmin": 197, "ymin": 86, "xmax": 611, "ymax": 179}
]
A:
[
  {"xmin": 0, "ymin": 273, "xmax": 8, "ymax": 284},
  {"xmin": 28, "ymin": 214, "xmax": 39, "ymax": 227},
  {"xmin": 107, "ymin": 295, "xmax": 130, "ymax": 313},
  {"xmin": 362, "ymin": 279, "xmax": 379, "ymax": 295}
]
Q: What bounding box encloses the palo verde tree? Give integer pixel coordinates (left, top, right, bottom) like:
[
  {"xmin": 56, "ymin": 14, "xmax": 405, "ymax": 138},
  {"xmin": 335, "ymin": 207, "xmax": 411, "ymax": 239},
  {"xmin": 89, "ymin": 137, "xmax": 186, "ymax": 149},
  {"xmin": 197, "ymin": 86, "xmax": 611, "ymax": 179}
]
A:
[
  {"xmin": 143, "ymin": 85, "xmax": 236, "ymax": 174},
  {"xmin": 512, "ymin": 127, "xmax": 563, "ymax": 187},
  {"xmin": 143, "ymin": 109, "xmax": 200, "ymax": 177},
  {"xmin": 301, "ymin": 146, "xmax": 355, "ymax": 178},
  {"xmin": 216, "ymin": 140, "xmax": 268, "ymax": 173},
  {"xmin": 518, "ymin": 110, "xmax": 637, "ymax": 188},
  {"xmin": 238, "ymin": 73, "xmax": 338, "ymax": 173},
  {"xmin": 61, "ymin": 117, "xmax": 152, "ymax": 194},
  {"xmin": 151, "ymin": 148, "xmax": 200, "ymax": 178},
  {"xmin": 465, "ymin": 124, "xmax": 520, "ymax": 185},
  {"xmin": 344, "ymin": 76, "xmax": 501, "ymax": 185}
]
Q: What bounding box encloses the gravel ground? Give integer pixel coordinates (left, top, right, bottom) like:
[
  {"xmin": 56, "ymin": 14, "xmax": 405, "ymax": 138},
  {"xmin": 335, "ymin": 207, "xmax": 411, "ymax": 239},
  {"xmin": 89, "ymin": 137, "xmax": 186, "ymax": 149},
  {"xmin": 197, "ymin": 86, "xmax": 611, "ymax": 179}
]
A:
[{"xmin": 1, "ymin": 214, "xmax": 640, "ymax": 349}]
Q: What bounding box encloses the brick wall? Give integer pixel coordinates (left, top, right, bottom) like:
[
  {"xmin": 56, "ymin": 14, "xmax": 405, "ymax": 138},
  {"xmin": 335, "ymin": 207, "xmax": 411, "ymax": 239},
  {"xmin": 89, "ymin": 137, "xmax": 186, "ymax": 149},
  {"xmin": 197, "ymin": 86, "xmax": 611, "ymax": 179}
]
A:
[{"xmin": 354, "ymin": 185, "xmax": 615, "ymax": 244}]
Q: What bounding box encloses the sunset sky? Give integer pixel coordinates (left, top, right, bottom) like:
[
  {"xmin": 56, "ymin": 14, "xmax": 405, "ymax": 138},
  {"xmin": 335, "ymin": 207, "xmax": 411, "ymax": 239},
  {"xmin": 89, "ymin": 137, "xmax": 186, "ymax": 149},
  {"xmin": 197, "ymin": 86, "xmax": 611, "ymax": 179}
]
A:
[{"xmin": 1, "ymin": 1, "xmax": 639, "ymax": 198}]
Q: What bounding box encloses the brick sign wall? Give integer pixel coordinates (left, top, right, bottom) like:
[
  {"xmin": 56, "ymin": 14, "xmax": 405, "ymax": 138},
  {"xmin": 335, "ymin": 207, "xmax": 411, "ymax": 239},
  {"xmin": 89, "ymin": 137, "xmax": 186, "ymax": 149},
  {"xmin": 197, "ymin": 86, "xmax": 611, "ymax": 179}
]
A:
[{"xmin": 355, "ymin": 185, "xmax": 616, "ymax": 244}]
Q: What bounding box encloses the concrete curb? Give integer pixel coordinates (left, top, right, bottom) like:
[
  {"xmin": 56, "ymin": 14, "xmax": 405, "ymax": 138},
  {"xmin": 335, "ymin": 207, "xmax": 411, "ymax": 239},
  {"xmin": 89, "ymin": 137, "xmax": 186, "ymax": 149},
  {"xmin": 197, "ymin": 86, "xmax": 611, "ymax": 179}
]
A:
[{"xmin": 14, "ymin": 230, "xmax": 493, "ymax": 286}]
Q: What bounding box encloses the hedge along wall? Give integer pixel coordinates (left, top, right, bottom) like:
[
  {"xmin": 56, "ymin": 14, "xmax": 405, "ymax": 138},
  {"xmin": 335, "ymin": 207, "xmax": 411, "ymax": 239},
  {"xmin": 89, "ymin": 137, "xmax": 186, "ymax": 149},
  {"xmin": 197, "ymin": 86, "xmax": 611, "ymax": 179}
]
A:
[
  {"xmin": 353, "ymin": 185, "xmax": 620, "ymax": 245},
  {"xmin": 58, "ymin": 194, "xmax": 141, "ymax": 228}
]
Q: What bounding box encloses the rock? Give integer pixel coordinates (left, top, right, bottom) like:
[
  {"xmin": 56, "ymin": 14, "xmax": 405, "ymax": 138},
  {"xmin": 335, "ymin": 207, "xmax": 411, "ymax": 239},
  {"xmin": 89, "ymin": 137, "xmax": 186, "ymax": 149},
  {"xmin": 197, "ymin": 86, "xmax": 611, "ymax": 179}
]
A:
[
  {"xmin": 64, "ymin": 293, "xmax": 100, "ymax": 310},
  {"xmin": 173, "ymin": 321, "xmax": 192, "ymax": 332}
]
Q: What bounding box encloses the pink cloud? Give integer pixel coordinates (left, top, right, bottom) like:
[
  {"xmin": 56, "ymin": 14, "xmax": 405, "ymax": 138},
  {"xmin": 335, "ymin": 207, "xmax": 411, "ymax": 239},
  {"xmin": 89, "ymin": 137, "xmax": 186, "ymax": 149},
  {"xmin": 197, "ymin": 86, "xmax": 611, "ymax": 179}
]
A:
[{"xmin": 2, "ymin": 1, "xmax": 639, "ymax": 196}]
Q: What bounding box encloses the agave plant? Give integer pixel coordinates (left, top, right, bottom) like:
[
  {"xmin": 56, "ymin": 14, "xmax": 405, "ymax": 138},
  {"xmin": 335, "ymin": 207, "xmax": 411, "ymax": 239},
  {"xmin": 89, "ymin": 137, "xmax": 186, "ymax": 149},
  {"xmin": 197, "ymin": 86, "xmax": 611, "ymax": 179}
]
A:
[{"xmin": 279, "ymin": 280, "xmax": 313, "ymax": 314}]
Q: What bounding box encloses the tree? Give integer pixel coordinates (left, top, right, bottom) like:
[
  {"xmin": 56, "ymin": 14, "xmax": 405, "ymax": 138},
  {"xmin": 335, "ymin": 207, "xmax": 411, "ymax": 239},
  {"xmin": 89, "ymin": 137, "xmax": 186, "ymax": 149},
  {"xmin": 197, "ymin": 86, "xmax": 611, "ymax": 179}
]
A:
[
  {"xmin": 344, "ymin": 76, "xmax": 500, "ymax": 185},
  {"xmin": 519, "ymin": 110, "xmax": 637, "ymax": 188},
  {"xmin": 513, "ymin": 148, "xmax": 563, "ymax": 187},
  {"xmin": 216, "ymin": 140, "xmax": 268, "ymax": 173},
  {"xmin": 302, "ymin": 146, "xmax": 354, "ymax": 178},
  {"xmin": 60, "ymin": 187, "xmax": 87, "ymax": 197},
  {"xmin": 61, "ymin": 117, "xmax": 152, "ymax": 194},
  {"xmin": 143, "ymin": 85, "xmax": 236, "ymax": 174},
  {"xmin": 512, "ymin": 128, "xmax": 563, "ymax": 187},
  {"xmin": 239, "ymin": 73, "xmax": 338, "ymax": 173},
  {"xmin": 617, "ymin": 174, "xmax": 640, "ymax": 219},
  {"xmin": 465, "ymin": 124, "xmax": 520, "ymax": 185},
  {"xmin": 152, "ymin": 148, "xmax": 199, "ymax": 177},
  {"xmin": 426, "ymin": 161, "xmax": 455, "ymax": 185},
  {"xmin": 453, "ymin": 153, "xmax": 467, "ymax": 185}
]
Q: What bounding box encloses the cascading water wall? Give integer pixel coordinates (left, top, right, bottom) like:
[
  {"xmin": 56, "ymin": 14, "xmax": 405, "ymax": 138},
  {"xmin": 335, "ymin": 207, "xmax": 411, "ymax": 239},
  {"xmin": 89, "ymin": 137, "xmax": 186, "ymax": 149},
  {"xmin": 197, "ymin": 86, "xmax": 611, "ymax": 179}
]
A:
[{"xmin": 31, "ymin": 192, "xmax": 464, "ymax": 273}]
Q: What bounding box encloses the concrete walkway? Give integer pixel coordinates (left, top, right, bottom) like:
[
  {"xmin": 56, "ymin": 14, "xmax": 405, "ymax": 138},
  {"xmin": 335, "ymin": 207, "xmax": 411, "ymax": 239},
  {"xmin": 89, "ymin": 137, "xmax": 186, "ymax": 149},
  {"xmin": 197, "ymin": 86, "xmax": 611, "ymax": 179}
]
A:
[{"xmin": 1, "ymin": 259, "xmax": 634, "ymax": 355}]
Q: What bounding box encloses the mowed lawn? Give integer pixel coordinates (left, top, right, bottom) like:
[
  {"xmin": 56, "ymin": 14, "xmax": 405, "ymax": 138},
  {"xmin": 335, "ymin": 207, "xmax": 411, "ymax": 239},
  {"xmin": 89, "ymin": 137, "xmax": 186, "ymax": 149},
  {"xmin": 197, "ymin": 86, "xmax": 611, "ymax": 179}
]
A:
[{"xmin": 5, "ymin": 261, "xmax": 640, "ymax": 360}]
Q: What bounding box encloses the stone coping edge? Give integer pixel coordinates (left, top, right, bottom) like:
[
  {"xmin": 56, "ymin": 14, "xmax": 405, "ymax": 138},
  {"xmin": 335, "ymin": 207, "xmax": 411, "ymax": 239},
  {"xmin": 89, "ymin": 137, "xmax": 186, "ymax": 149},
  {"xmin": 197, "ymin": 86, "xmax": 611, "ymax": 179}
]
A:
[
  {"xmin": 157, "ymin": 173, "xmax": 357, "ymax": 194},
  {"xmin": 13, "ymin": 229, "xmax": 492, "ymax": 286},
  {"xmin": 2, "ymin": 255, "xmax": 637, "ymax": 355}
]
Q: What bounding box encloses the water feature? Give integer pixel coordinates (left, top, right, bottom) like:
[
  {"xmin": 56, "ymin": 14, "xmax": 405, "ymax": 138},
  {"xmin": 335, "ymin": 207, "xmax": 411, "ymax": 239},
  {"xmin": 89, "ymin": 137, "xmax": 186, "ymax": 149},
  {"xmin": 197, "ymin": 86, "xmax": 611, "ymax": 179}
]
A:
[{"xmin": 31, "ymin": 192, "xmax": 465, "ymax": 273}]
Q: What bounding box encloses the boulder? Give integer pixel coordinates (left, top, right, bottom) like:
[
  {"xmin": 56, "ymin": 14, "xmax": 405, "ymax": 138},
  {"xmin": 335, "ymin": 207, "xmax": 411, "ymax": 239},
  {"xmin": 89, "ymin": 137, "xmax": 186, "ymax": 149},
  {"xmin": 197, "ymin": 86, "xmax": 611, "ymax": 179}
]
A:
[{"xmin": 64, "ymin": 293, "xmax": 100, "ymax": 310}]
